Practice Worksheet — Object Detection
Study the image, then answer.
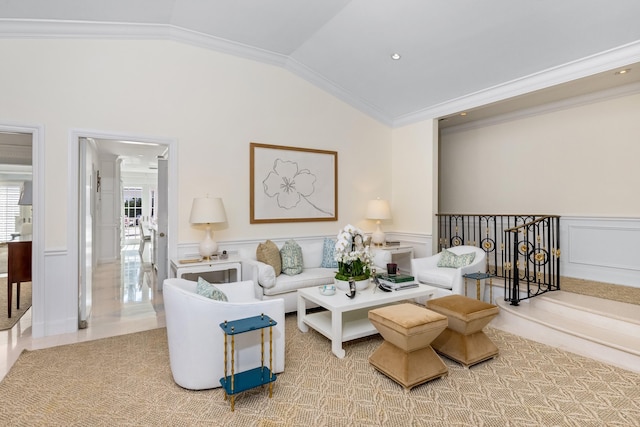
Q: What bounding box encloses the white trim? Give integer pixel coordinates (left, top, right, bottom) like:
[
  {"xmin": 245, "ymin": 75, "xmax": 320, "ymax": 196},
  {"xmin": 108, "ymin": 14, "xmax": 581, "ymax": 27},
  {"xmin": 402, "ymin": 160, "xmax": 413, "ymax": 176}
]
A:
[
  {"xmin": 560, "ymin": 216, "xmax": 640, "ymax": 288},
  {"xmin": 394, "ymin": 40, "xmax": 640, "ymax": 127},
  {"xmin": 284, "ymin": 57, "xmax": 393, "ymax": 126},
  {"xmin": 3, "ymin": 19, "xmax": 640, "ymax": 128},
  {"xmin": 68, "ymin": 129, "xmax": 179, "ymax": 334},
  {"xmin": 441, "ymin": 81, "xmax": 640, "ymax": 135},
  {"xmin": 0, "ymin": 19, "xmax": 168, "ymax": 39},
  {"xmin": 0, "ymin": 121, "xmax": 44, "ymax": 337}
]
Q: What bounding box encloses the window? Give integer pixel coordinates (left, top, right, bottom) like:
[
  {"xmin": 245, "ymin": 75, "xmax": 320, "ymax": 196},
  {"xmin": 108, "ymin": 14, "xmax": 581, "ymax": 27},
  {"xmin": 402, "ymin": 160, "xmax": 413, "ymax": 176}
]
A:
[
  {"xmin": 0, "ymin": 184, "xmax": 20, "ymax": 241},
  {"xmin": 123, "ymin": 187, "xmax": 143, "ymax": 239}
]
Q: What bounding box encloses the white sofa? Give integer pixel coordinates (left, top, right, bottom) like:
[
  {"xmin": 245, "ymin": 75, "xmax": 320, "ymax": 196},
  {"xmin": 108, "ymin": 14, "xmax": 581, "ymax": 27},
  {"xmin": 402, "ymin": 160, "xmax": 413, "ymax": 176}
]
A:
[
  {"xmin": 411, "ymin": 245, "xmax": 487, "ymax": 298},
  {"xmin": 163, "ymin": 278, "xmax": 285, "ymax": 390},
  {"xmin": 241, "ymin": 239, "xmax": 392, "ymax": 313}
]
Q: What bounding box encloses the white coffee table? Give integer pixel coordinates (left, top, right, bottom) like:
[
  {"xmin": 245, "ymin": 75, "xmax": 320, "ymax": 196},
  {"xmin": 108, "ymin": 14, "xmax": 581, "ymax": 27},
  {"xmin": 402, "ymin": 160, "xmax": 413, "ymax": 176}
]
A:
[{"xmin": 297, "ymin": 283, "xmax": 436, "ymax": 358}]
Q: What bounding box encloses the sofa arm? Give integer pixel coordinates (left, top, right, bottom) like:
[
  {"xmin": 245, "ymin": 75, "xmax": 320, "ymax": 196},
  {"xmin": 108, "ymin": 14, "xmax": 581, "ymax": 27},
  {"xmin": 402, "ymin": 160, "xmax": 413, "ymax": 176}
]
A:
[
  {"xmin": 241, "ymin": 259, "xmax": 263, "ymax": 299},
  {"xmin": 410, "ymin": 255, "xmax": 441, "ymax": 276}
]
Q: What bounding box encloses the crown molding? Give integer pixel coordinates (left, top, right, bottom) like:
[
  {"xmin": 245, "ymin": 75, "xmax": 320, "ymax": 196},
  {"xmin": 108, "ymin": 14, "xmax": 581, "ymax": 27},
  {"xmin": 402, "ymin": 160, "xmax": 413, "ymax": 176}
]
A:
[
  {"xmin": 0, "ymin": 19, "xmax": 392, "ymax": 125},
  {"xmin": 441, "ymin": 80, "xmax": 640, "ymax": 136},
  {"xmin": 284, "ymin": 57, "xmax": 393, "ymax": 126},
  {"xmin": 0, "ymin": 18, "xmax": 167, "ymax": 39},
  {"xmin": 2, "ymin": 19, "xmax": 639, "ymax": 130},
  {"xmin": 394, "ymin": 40, "xmax": 640, "ymax": 128}
]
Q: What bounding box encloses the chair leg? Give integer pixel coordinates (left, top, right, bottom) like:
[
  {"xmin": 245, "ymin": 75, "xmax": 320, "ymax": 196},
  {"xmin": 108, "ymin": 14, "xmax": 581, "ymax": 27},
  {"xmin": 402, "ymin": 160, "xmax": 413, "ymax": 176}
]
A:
[{"xmin": 7, "ymin": 281, "xmax": 11, "ymax": 318}]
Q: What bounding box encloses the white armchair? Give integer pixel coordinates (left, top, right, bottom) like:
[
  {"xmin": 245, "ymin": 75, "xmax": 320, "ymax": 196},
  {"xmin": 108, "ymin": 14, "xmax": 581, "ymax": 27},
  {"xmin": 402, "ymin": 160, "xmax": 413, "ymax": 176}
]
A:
[
  {"xmin": 163, "ymin": 278, "xmax": 285, "ymax": 390},
  {"xmin": 411, "ymin": 246, "xmax": 486, "ymax": 297}
]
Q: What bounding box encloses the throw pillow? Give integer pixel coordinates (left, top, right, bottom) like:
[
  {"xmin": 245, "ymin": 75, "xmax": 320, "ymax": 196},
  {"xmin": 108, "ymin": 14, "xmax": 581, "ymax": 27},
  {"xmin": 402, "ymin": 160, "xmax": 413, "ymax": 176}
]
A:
[
  {"xmin": 320, "ymin": 237, "xmax": 338, "ymax": 268},
  {"xmin": 195, "ymin": 277, "xmax": 228, "ymax": 301},
  {"xmin": 280, "ymin": 239, "xmax": 304, "ymax": 275},
  {"xmin": 437, "ymin": 248, "xmax": 476, "ymax": 268},
  {"xmin": 257, "ymin": 240, "xmax": 281, "ymax": 276}
]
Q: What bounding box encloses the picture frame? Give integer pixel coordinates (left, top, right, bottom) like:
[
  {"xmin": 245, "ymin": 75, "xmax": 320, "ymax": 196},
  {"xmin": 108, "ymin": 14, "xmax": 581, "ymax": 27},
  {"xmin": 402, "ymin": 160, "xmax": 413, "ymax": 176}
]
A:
[{"xmin": 250, "ymin": 142, "xmax": 338, "ymax": 223}]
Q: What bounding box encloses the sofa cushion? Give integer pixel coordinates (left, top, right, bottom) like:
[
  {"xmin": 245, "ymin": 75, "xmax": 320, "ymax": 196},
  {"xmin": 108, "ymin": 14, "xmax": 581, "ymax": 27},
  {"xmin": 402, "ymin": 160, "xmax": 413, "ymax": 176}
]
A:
[
  {"xmin": 262, "ymin": 268, "xmax": 336, "ymax": 296},
  {"xmin": 281, "ymin": 239, "xmax": 304, "ymax": 275},
  {"xmin": 320, "ymin": 237, "xmax": 338, "ymax": 268},
  {"xmin": 257, "ymin": 240, "xmax": 281, "ymax": 276},
  {"xmin": 437, "ymin": 248, "xmax": 476, "ymax": 268},
  {"xmin": 195, "ymin": 277, "xmax": 228, "ymax": 301},
  {"xmin": 302, "ymin": 240, "xmax": 324, "ymax": 269},
  {"xmin": 415, "ymin": 267, "xmax": 459, "ymax": 290}
]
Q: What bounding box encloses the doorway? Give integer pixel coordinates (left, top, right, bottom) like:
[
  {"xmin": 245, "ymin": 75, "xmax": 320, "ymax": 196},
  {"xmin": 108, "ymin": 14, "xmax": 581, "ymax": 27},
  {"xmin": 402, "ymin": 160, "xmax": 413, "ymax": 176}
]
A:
[
  {"xmin": 0, "ymin": 124, "xmax": 42, "ymax": 336},
  {"xmin": 71, "ymin": 130, "xmax": 177, "ymax": 332}
]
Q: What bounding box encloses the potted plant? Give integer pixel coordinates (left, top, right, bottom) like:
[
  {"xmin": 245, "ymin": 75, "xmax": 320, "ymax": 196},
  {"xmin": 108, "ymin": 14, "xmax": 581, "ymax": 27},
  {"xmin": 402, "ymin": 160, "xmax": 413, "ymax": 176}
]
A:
[{"xmin": 334, "ymin": 224, "xmax": 372, "ymax": 291}]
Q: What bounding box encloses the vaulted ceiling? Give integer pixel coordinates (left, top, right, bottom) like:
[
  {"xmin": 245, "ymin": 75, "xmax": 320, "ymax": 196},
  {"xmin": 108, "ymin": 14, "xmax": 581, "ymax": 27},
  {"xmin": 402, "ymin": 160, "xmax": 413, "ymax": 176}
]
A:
[{"xmin": 2, "ymin": 0, "xmax": 640, "ymax": 127}]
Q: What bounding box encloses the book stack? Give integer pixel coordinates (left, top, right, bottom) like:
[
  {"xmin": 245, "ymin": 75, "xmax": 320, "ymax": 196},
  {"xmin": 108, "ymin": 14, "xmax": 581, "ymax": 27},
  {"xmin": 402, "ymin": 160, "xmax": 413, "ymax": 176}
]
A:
[{"xmin": 376, "ymin": 273, "xmax": 418, "ymax": 291}]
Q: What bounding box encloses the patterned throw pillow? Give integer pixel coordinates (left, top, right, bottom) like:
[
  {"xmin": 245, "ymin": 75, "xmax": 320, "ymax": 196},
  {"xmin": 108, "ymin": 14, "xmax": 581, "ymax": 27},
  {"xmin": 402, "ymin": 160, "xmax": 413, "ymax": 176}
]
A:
[
  {"xmin": 257, "ymin": 240, "xmax": 281, "ymax": 276},
  {"xmin": 320, "ymin": 238, "xmax": 338, "ymax": 268},
  {"xmin": 280, "ymin": 239, "xmax": 304, "ymax": 275},
  {"xmin": 195, "ymin": 277, "xmax": 228, "ymax": 301},
  {"xmin": 437, "ymin": 248, "xmax": 476, "ymax": 268}
]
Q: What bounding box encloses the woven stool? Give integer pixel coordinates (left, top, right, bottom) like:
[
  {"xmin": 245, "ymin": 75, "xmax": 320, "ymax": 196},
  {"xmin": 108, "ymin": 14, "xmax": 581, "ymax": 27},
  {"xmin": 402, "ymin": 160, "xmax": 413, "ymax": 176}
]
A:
[
  {"xmin": 426, "ymin": 295, "xmax": 499, "ymax": 367},
  {"xmin": 368, "ymin": 303, "xmax": 448, "ymax": 389}
]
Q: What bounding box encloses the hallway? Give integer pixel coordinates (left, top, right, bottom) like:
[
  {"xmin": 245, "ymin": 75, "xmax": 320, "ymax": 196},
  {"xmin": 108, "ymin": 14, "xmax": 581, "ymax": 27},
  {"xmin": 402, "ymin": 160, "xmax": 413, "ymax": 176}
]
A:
[{"xmin": 0, "ymin": 245, "xmax": 165, "ymax": 381}]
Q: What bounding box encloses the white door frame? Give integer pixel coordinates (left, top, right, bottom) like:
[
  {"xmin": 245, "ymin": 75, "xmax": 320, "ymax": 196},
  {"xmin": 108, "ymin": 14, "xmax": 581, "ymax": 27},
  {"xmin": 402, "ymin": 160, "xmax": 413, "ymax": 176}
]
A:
[
  {"xmin": 0, "ymin": 122, "xmax": 44, "ymax": 336},
  {"xmin": 68, "ymin": 129, "xmax": 178, "ymax": 330}
]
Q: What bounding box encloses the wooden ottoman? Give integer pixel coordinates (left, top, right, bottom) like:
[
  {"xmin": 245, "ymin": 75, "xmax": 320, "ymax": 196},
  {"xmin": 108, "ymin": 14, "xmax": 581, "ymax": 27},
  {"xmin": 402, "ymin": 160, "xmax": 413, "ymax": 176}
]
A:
[
  {"xmin": 368, "ymin": 303, "xmax": 448, "ymax": 389},
  {"xmin": 426, "ymin": 295, "xmax": 499, "ymax": 367}
]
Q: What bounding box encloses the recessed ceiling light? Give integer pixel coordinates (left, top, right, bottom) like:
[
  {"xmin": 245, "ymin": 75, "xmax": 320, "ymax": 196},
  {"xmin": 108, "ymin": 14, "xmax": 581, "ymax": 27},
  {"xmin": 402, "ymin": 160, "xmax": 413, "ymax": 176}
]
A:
[
  {"xmin": 390, "ymin": 53, "xmax": 401, "ymax": 60},
  {"xmin": 460, "ymin": 112, "xmax": 467, "ymax": 116},
  {"xmin": 615, "ymin": 68, "xmax": 631, "ymax": 75}
]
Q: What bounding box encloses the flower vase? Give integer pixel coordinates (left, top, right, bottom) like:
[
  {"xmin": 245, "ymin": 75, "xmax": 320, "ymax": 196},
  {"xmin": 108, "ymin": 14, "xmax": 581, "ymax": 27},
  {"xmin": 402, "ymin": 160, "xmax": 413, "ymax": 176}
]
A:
[{"xmin": 335, "ymin": 279, "xmax": 370, "ymax": 292}]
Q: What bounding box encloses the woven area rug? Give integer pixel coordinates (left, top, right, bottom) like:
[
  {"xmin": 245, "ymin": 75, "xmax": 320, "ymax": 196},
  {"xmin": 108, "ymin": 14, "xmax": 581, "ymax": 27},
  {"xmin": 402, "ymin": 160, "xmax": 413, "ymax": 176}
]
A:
[
  {"xmin": 0, "ymin": 277, "xmax": 32, "ymax": 330},
  {"xmin": 561, "ymin": 276, "xmax": 640, "ymax": 306},
  {"xmin": 1, "ymin": 314, "xmax": 639, "ymax": 426}
]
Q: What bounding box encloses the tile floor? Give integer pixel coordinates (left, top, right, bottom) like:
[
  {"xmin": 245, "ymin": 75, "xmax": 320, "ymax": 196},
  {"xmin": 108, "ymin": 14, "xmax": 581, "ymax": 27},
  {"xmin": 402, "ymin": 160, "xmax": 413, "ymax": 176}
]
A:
[{"xmin": 0, "ymin": 243, "xmax": 165, "ymax": 381}]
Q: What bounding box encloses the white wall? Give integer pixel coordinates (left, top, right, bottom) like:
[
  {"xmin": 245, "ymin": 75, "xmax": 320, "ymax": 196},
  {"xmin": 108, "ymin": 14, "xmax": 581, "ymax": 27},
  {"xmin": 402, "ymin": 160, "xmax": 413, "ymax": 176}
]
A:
[
  {"xmin": 439, "ymin": 92, "xmax": 640, "ymax": 216},
  {"xmin": 0, "ymin": 39, "xmax": 395, "ymax": 245},
  {"xmin": 439, "ymin": 91, "xmax": 640, "ymax": 287},
  {"xmin": 0, "ymin": 38, "xmax": 419, "ymax": 335},
  {"xmin": 391, "ymin": 119, "xmax": 437, "ymax": 255}
]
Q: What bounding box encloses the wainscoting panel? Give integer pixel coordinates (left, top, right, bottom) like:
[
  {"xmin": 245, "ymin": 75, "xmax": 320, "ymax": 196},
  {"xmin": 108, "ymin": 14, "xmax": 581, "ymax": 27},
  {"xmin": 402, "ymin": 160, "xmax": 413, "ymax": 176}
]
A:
[
  {"xmin": 176, "ymin": 233, "xmax": 433, "ymax": 263},
  {"xmin": 561, "ymin": 217, "xmax": 640, "ymax": 288},
  {"xmin": 32, "ymin": 248, "xmax": 75, "ymax": 338}
]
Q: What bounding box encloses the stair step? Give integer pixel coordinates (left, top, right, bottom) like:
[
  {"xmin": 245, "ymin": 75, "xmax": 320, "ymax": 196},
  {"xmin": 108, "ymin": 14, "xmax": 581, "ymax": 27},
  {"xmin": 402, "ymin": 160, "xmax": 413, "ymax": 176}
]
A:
[
  {"xmin": 492, "ymin": 291, "xmax": 640, "ymax": 373},
  {"xmin": 532, "ymin": 292, "xmax": 640, "ymax": 337}
]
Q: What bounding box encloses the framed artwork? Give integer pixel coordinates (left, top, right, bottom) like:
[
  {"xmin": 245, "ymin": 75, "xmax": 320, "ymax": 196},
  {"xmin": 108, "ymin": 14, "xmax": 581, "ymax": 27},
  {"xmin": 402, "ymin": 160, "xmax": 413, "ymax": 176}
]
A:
[{"xmin": 250, "ymin": 142, "xmax": 338, "ymax": 223}]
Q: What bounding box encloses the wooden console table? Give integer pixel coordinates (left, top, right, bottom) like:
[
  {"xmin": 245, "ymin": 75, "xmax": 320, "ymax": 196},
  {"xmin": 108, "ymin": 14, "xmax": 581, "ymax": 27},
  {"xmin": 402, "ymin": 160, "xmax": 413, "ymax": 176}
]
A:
[{"xmin": 7, "ymin": 240, "xmax": 32, "ymax": 318}]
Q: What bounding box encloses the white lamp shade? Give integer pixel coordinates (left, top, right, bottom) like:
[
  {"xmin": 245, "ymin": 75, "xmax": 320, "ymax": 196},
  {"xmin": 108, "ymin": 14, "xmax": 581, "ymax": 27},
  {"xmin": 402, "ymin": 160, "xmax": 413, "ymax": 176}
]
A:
[
  {"xmin": 18, "ymin": 181, "xmax": 32, "ymax": 206},
  {"xmin": 366, "ymin": 198, "xmax": 391, "ymax": 220},
  {"xmin": 189, "ymin": 197, "xmax": 227, "ymax": 224}
]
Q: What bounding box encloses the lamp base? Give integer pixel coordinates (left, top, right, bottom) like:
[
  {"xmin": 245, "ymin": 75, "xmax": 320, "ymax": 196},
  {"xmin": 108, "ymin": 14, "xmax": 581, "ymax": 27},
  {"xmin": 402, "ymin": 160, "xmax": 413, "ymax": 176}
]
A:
[
  {"xmin": 371, "ymin": 224, "xmax": 385, "ymax": 246},
  {"xmin": 199, "ymin": 226, "xmax": 218, "ymax": 260}
]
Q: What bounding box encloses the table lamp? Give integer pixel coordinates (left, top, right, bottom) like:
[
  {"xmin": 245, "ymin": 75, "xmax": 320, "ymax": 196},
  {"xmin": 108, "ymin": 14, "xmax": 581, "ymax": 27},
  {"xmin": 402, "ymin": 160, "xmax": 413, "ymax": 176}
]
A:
[
  {"xmin": 366, "ymin": 198, "xmax": 391, "ymax": 246},
  {"xmin": 189, "ymin": 196, "xmax": 227, "ymax": 260}
]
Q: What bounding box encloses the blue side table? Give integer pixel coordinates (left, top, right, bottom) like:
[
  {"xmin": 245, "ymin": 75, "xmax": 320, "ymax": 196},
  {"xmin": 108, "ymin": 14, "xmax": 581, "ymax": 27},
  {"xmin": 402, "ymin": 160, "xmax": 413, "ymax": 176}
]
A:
[
  {"xmin": 462, "ymin": 272, "xmax": 494, "ymax": 302},
  {"xmin": 219, "ymin": 314, "xmax": 277, "ymax": 411}
]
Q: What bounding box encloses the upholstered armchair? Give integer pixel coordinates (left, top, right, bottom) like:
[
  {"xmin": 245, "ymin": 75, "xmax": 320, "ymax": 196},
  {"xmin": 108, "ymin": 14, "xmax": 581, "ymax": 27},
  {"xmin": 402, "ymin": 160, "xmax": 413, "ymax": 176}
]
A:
[
  {"xmin": 163, "ymin": 278, "xmax": 285, "ymax": 390},
  {"xmin": 410, "ymin": 246, "xmax": 486, "ymax": 297}
]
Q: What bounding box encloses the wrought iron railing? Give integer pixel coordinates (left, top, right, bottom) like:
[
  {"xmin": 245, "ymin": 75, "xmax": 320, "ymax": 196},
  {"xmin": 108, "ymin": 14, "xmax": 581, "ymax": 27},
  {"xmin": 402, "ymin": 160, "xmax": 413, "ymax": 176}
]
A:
[{"xmin": 436, "ymin": 214, "xmax": 561, "ymax": 305}]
